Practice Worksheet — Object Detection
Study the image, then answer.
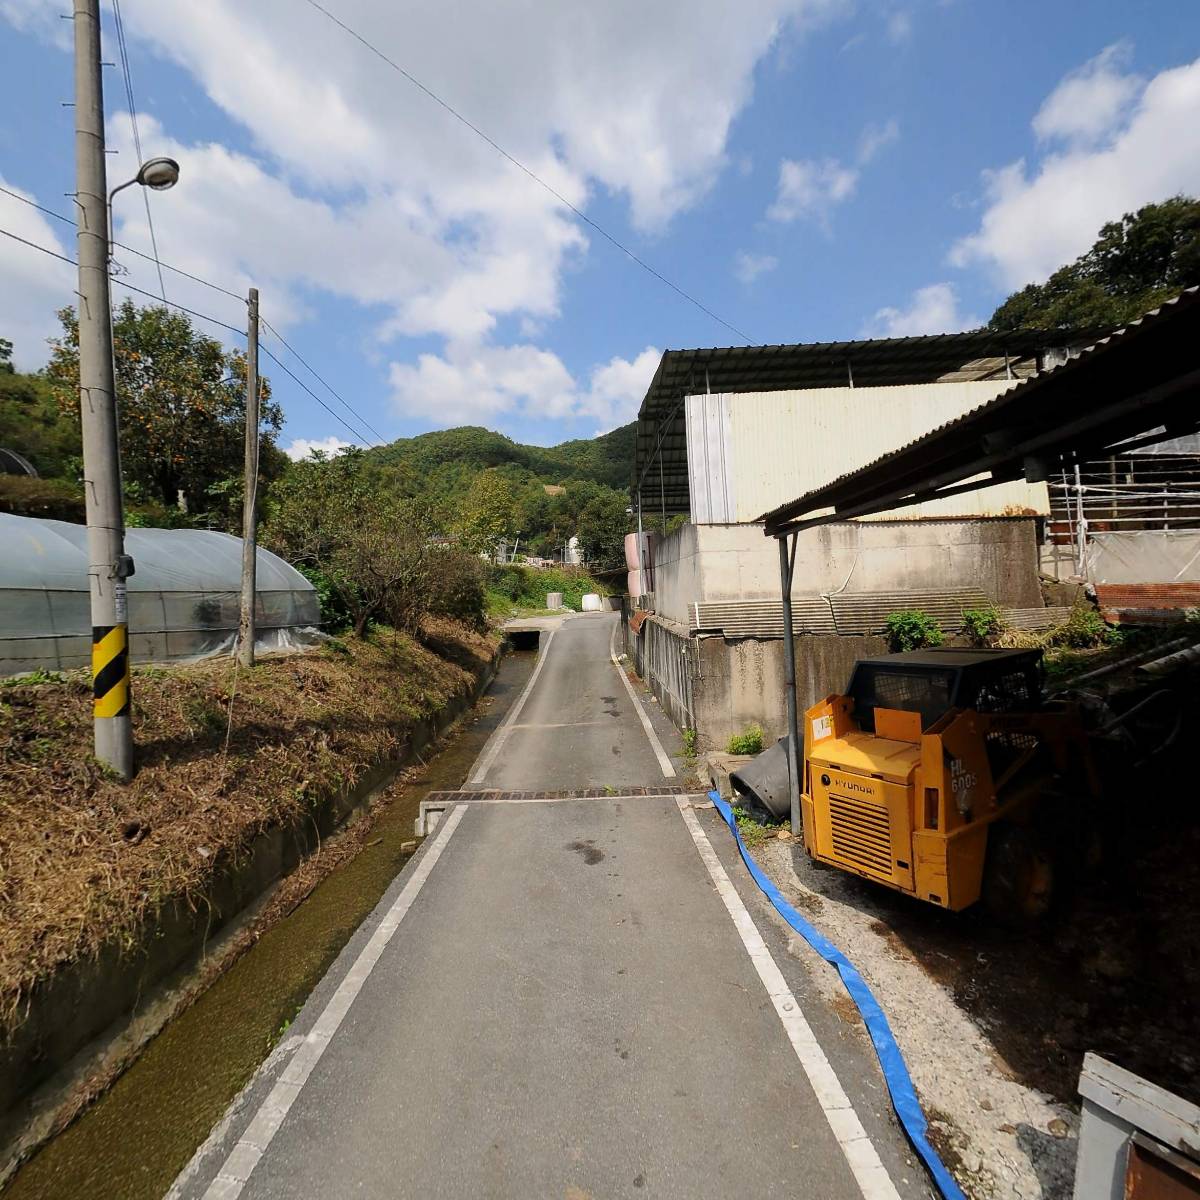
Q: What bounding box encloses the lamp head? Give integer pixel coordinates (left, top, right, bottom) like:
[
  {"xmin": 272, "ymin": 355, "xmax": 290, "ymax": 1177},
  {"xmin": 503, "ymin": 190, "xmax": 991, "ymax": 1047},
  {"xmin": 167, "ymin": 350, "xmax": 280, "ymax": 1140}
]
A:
[{"xmin": 136, "ymin": 157, "xmax": 180, "ymax": 191}]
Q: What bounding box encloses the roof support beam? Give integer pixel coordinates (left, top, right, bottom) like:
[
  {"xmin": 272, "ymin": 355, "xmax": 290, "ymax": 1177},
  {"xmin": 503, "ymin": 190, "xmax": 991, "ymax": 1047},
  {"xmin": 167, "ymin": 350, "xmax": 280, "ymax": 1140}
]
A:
[{"xmin": 765, "ymin": 363, "xmax": 1200, "ymax": 535}]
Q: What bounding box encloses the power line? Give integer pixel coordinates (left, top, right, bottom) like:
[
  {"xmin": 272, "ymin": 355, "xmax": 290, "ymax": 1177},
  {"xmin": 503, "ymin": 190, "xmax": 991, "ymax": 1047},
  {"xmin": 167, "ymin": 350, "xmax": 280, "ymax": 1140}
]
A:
[
  {"xmin": 301, "ymin": 0, "xmax": 756, "ymax": 346},
  {"xmin": 0, "ymin": 183, "xmax": 244, "ymax": 301},
  {"xmin": 2, "ymin": 225, "xmax": 388, "ymax": 449},
  {"xmin": 0, "ymin": 223, "xmax": 243, "ymax": 337},
  {"xmin": 259, "ymin": 337, "xmax": 376, "ymax": 447},
  {"xmin": 110, "ymin": 0, "xmax": 167, "ymax": 301},
  {"xmin": 260, "ymin": 315, "xmax": 388, "ymax": 444}
]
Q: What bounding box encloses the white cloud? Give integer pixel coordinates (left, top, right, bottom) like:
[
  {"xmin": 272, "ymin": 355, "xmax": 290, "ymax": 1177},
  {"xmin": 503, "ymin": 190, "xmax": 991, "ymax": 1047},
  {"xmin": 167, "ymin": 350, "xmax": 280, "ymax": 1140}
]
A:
[
  {"xmin": 388, "ymin": 343, "xmax": 659, "ymax": 431},
  {"xmin": 951, "ymin": 52, "xmax": 1200, "ymax": 289},
  {"xmin": 767, "ymin": 116, "xmax": 898, "ymax": 225},
  {"xmin": 886, "ymin": 9, "xmax": 913, "ymax": 43},
  {"xmin": 106, "ymin": 0, "xmax": 843, "ymax": 231},
  {"xmin": 733, "ymin": 251, "xmax": 779, "ymax": 283},
  {"xmin": 2, "ymin": 0, "xmax": 854, "ymax": 443},
  {"xmin": 283, "ymin": 435, "xmax": 358, "ymax": 461},
  {"xmin": 1032, "ymin": 43, "xmax": 1141, "ymax": 147},
  {"xmin": 858, "ymin": 118, "xmax": 900, "ymax": 164},
  {"xmin": 768, "ymin": 158, "xmax": 859, "ymax": 223},
  {"xmin": 0, "ymin": 178, "xmax": 75, "ymax": 369},
  {"xmin": 863, "ymin": 282, "xmax": 980, "ymax": 338},
  {"xmin": 577, "ymin": 347, "xmax": 662, "ymax": 429}
]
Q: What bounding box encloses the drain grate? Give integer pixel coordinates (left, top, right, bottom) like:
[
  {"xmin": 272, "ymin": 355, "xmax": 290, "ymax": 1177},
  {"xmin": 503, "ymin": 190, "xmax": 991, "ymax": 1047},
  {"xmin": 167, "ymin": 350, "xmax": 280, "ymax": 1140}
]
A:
[{"xmin": 425, "ymin": 786, "xmax": 690, "ymax": 803}]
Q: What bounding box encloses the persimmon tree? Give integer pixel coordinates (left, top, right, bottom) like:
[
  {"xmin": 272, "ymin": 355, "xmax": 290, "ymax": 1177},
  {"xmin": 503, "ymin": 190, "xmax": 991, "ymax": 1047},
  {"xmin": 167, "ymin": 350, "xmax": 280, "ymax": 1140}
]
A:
[{"xmin": 47, "ymin": 300, "xmax": 283, "ymax": 522}]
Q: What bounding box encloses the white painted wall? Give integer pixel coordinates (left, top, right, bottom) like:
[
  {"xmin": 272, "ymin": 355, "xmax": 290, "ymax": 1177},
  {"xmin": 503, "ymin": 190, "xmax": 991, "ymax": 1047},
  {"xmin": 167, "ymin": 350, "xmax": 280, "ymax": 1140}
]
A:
[{"xmin": 685, "ymin": 383, "xmax": 1050, "ymax": 524}]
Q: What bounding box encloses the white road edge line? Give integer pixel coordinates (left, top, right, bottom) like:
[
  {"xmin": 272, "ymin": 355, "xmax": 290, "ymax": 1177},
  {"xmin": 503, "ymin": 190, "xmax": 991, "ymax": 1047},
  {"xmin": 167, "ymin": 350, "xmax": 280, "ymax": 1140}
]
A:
[
  {"xmin": 466, "ymin": 628, "xmax": 557, "ymax": 787},
  {"xmin": 609, "ymin": 618, "xmax": 676, "ymax": 778},
  {"xmin": 200, "ymin": 804, "xmax": 469, "ymax": 1200},
  {"xmin": 675, "ymin": 797, "xmax": 902, "ymax": 1200}
]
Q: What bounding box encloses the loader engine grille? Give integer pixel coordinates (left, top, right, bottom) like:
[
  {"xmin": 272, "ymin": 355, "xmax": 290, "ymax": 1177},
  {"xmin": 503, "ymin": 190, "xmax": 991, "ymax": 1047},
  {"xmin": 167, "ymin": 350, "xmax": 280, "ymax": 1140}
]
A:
[{"xmin": 828, "ymin": 793, "xmax": 893, "ymax": 876}]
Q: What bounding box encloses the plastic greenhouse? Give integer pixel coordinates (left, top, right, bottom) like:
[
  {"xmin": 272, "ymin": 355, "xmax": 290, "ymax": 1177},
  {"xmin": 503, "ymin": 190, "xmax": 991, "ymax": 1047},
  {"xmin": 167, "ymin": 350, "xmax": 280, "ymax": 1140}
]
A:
[{"xmin": 0, "ymin": 514, "xmax": 320, "ymax": 676}]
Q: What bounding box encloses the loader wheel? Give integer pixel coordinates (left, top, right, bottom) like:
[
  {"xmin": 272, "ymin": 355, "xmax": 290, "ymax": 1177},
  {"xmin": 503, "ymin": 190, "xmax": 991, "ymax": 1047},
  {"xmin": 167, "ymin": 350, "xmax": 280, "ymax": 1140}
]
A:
[{"xmin": 982, "ymin": 825, "xmax": 1055, "ymax": 925}]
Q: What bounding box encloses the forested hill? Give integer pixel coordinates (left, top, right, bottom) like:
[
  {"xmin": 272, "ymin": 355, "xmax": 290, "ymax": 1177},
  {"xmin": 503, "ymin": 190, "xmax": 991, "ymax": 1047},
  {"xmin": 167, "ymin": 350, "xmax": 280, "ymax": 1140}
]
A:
[
  {"xmin": 360, "ymin": 422, "xmax": 638, "ymax": 563},
  {"xmin": 366, "ymin": 423, "xmax": 634, "ymax": 491}
]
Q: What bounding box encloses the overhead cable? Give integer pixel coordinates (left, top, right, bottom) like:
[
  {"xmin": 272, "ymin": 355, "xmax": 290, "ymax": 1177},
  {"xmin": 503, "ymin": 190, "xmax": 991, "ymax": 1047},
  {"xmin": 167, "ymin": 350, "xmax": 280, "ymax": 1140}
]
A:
[
  {"xmin": 301, "ymin": 0, "xmax": 755, "ymax": 346},
  {"xmin": 110, "ymin": 0, "xmax": 167, "ymax": 300},
  {"xmin": 2, "ymin": 225, "xmax": 385, "ymax": 448},
  {"xmin": 260, "ymin": 315, "xmax": 388, "ymax": 444},
  {"xmin": 0, "ymin": 183, "xmax": 244, "ymax": 301},
  {"xmin": 259, "ymin": 337, "xmax": 376, "ymax": 447}
]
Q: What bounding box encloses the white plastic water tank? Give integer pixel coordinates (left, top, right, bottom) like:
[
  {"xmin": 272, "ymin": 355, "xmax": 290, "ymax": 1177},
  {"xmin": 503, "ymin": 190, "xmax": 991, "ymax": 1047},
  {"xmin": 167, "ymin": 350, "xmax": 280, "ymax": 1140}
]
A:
[{"xmin": 581, "ymin": 593, "xmax": 603, "ymax": 612}]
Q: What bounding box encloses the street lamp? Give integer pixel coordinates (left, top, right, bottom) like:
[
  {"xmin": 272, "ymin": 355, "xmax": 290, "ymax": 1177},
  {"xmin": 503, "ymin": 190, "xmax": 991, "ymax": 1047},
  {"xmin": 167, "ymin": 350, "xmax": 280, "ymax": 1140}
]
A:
[{"xmin": 108, "ymin": 155, "xmax": 180, "ymax": 256}]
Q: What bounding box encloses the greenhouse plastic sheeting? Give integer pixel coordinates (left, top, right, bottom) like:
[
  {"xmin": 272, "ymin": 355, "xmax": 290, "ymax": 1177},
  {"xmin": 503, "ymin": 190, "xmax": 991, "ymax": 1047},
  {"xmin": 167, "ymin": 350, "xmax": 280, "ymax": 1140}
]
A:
[
  {"xmin": 1087, "ymin": 529, "xmax": 1200, "ymax": 584},
  {"xmin": 0, "ymin": 514, "xmax": 320, "ymax": 675}
]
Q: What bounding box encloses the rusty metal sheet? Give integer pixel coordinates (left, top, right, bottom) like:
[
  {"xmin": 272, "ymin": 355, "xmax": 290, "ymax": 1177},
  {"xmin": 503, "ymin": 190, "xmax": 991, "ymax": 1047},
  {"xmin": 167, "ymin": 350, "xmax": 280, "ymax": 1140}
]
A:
[{"xmin": 1126, "ymin": 1132, "xmax": 1200, "ymax": 1199}]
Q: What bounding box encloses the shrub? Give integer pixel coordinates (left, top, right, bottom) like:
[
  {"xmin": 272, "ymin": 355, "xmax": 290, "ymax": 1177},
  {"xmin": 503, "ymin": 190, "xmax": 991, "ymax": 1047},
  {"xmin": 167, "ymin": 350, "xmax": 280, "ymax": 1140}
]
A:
[
  {"xmin": 1047, "ymin": 603, "xmax": 1109, "ymax": 649},
  {"xmin": 0, "ymin": 474, "xmax": 85, "ymax": 521},
  {"xmin": 294, "ymin": 563, "xmax": 356, "ymax": 634},
  {"xmin": 884, "ymin": 609, "xmax": 945, "ymax": 652},
  {"xmin": 727, "ymin": 724, "xmax": 764, "ymax": 756},
  {"xmin": 962, "ymin": 605, "xmax": 1005, "ymax": 644},
  {"xmin": 485, "ymin": 564, "xmax": 608, "ymax": 613},
  {"xmin": 427, "ymin": 550, "xmax": 487, "ymax": 628}
]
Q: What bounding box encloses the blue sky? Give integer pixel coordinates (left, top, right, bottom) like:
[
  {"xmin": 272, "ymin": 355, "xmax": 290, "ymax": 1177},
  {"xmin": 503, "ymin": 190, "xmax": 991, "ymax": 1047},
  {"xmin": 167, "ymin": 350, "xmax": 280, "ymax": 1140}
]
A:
[{"xmin": 1, "ymin": 0, "xmax": 1199, "ymax": 456}]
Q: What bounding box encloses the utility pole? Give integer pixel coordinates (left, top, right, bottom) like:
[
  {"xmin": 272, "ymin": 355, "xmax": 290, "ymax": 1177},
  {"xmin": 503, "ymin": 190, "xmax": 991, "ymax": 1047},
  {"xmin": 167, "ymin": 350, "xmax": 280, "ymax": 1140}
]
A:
[
  {"xmin": 237, "ymin": 286, "xmax": 260, "ymax": 668},
  {"xmin": 75, "ymin": 0, "xmax": 133, "ymax": 780}
]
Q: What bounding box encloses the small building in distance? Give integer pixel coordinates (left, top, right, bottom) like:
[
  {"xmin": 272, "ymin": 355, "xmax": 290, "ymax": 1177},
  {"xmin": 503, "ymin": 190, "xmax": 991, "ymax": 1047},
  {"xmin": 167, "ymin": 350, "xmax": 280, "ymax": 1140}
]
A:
[{"xmin": 625, "ymin": 328, "xmax": 1093, "ymax": 747}]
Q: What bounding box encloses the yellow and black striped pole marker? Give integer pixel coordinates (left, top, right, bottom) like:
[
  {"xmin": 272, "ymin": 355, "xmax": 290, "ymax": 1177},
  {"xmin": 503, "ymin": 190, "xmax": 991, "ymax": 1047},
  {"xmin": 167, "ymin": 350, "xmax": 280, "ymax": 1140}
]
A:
[{"xmin": 92, "ymin": 622, "xmax": 130, "ymax": 720}]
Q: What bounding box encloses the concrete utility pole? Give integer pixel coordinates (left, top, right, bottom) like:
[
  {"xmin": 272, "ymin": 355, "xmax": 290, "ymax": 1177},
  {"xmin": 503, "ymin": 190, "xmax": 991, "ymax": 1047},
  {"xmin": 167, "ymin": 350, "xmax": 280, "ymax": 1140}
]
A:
[
  {"xmin": 237, "ymin": 287, "xmax": 260, "ymax": 669},
  {"xmin": 75, "ymin": 0, "xmax": 133, "ymax": 780}
]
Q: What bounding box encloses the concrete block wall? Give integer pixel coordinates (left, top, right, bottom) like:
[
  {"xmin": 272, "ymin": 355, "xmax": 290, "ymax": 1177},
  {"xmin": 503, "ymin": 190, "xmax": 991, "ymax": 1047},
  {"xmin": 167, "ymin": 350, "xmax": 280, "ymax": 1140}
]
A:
[
  {"xmin": 649, "ymin": 523, "xmax": 703, "ymax": 627},
  {"xmin": 626, "ymin": 612, "xmax": 887, "ymax": 749},
  {"xmin": 691, "ymin": 633, "xmax": 886, "ymax": 749},
  {"xmin": 650, "ymin": 516, "xmax": 1043, "ymax": 626},
  {"xmin": 636, "ymin": 516, "xmax": 1041, "ymax": 748}
]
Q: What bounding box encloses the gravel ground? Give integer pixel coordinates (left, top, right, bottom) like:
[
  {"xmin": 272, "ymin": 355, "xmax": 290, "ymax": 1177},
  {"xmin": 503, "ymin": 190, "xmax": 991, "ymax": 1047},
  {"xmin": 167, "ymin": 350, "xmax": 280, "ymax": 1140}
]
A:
[{"xmin": 747, "ymin": 836, "xmax": 1078, "ymax": 1200}]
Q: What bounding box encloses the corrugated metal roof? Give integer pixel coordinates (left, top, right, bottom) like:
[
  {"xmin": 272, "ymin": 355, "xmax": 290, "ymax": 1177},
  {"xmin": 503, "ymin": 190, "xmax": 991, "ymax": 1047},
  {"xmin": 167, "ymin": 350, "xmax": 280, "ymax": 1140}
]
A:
[
  {"xmin": 690, "ymin": 588, "xmax": 996, "ymax": 638},
  {"xmin": 761, "ymin": 288, "xmax": 1200, "ymax": 536},
  {"xmin": 632, "ymin": 327, "xmax": 1099, "ymax": 506},
  {"xmin": 828, "ymin": 588, "xmax": 989, "ymax": 635}
]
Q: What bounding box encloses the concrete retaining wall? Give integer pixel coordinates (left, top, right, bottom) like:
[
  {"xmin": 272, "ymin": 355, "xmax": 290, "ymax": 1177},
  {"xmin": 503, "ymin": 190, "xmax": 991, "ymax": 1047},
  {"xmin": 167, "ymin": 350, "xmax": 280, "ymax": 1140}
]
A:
[
  {"xmin": 690, "ymin": 633, "xmax": 886, "ymax": 749},
  {"xmin": 0, "ymin": 644, "xmax": 502, "ymax": 1158},
  {"xmin": 634, "ymin": 516, "xmax": 1037, "ymax": 748},
  {"xmin": 652, "ymin": 517, "xmax": 1042, "ymax": 626},
  {"xmin": 624, "ymin": 604, "xmax": 885, "ymax": 749}
]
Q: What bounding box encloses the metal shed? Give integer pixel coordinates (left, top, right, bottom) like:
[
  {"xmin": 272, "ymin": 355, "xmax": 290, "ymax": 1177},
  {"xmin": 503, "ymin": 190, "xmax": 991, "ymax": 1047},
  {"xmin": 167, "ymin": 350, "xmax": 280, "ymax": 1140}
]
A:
[
  {"xmin": 760, "ymin": 288, "xmax": 1200, "ymax": 835},
  {"xmin": 632, "ymin": 328, "xmax": 1094, "ymax": 517}
]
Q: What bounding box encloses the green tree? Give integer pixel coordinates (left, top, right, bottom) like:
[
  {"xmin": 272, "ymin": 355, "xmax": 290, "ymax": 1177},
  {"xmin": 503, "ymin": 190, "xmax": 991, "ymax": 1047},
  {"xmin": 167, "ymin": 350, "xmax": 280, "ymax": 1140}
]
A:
[
  {"xmin": 0, "ymin": 338, "xmax": 13, "ymax": 374},
  {"xmin": 47, "ymin": 300, "xmax": 283, "ymax": 523},
  {"xmin": 989, "ymin": 196, "xmax": 1200, "ymax": 333},
  {"xmin": 265, "ymin": 447, "xmax": 433, "ymax": 636},
  {"xmin": 452, "ymin": 469, "xmax": 518, "ymax": 556},
  {"xmin": 0, "ymin": 366, "xmax": 80, "ymax": 480},
  {"xmin": 577, "ymin": 490, "xmax": 630, "ymax": 570}
]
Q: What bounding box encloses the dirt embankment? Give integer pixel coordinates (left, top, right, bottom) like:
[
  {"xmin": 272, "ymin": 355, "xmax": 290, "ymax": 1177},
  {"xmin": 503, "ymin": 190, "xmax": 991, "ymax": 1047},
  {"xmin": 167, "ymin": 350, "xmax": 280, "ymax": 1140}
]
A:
[{"xmin": 0, "ymin": 617, "xmax": 498, "ymax": 1036}]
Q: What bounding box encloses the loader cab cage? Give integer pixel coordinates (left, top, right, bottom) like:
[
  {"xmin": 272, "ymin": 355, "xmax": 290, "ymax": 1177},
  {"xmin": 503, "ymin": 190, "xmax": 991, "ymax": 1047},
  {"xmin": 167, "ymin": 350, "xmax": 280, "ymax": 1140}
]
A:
[{"xmin": 846, "ymin": 648, "xmax": 1043, "ymax": 734}]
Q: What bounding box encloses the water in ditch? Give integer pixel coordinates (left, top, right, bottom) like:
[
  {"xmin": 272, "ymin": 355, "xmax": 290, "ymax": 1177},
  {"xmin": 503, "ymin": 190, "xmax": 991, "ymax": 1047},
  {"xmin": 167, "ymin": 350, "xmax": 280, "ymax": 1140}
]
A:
[{"xmin": 4, "ymin": 646, "xmax": 537, "ymax": 1200}]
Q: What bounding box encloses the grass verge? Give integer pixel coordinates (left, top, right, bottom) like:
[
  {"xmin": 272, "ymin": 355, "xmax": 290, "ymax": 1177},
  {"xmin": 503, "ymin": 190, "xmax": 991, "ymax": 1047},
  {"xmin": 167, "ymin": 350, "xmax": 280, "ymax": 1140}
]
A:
[{"xmin": 0, "ymin": 617, "xmax": 498, "ymax": 1036}]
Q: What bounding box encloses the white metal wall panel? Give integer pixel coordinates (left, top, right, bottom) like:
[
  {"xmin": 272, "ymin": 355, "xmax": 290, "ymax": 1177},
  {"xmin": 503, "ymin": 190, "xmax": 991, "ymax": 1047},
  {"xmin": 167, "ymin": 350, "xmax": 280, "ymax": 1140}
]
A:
[
  {"xmin": 685, "ymin": 393, "xmax": 737, "ymax": 523},
  {"xmin": 724, "ymin": 383, "xmax": 1050, "ymax": 523}
]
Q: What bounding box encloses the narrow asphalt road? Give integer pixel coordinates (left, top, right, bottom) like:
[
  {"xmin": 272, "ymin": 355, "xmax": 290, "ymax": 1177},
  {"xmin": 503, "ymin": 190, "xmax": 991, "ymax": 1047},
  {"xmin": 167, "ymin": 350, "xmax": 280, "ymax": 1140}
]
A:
[
  {"xmin": 467, "ymin": 612, "xmax": 672, "ymax": 791},
  {"xmin": 174, "ymin": 614, "xmax": 928, "ymax": 1200}
]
